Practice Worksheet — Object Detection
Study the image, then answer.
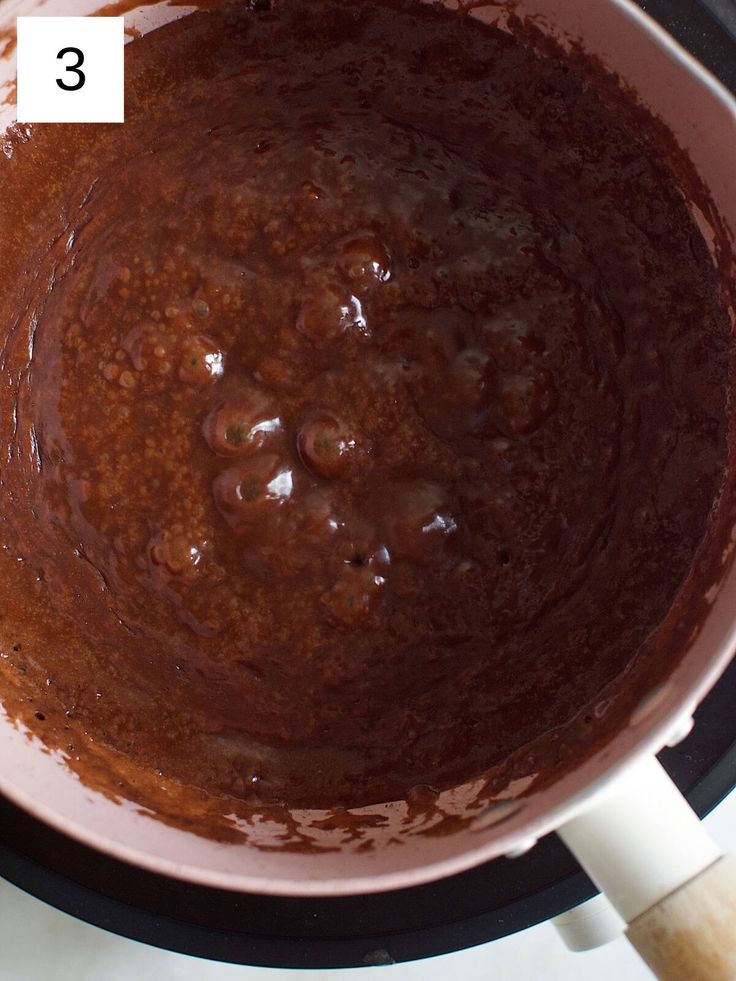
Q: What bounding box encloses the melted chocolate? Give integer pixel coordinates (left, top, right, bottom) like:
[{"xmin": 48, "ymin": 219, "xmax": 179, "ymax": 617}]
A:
[{"xmin": 0, "ymin": 0, "xmax": 732, "ymax": 817}]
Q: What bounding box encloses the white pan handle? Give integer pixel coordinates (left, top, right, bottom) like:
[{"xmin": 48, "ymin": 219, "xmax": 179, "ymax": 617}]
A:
[
  {"xmin": 552, "ymin": 893, "xmax": 624, "ymax": 951},
  {"xmin": 557, "ymin": 755, "xmax": 736, "ymax": 980}
]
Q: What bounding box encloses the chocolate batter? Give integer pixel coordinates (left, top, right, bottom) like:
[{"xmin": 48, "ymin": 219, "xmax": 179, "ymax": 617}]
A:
[{"xmin": 0, "ymin": 0, "xmax": 731, "ymax": 811}]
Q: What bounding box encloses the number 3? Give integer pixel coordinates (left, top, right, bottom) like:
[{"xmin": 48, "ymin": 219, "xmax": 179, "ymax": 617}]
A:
[{"xmin": 56, "ymin": 47, "xmax": 85, "ymax": 92}]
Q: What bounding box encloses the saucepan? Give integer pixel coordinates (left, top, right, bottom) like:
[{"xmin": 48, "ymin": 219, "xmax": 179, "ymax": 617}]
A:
[{"xmin": 0, "ymin": 1, "xmax": 734, "ymax": 978}]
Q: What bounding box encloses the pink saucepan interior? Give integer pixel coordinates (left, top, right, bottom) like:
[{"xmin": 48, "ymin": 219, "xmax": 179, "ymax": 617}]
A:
[{"xmin": 0, "ymin": 0, "xmax": 734, "ymax": 896}]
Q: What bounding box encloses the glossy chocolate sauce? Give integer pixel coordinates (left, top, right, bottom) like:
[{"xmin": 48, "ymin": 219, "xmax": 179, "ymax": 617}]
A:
[{"xmin": 0, "ymin": 0, "xmax": 731, "ymax": 814}]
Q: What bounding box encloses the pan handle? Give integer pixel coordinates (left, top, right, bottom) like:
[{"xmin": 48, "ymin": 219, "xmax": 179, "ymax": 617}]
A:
[
  {"xmin": 557, "ymin": 755, "xmax": 736, "ymax": 981},
  {"xmin": 627, "ymin": 854, "xmax": 736, "ymax": 981}
]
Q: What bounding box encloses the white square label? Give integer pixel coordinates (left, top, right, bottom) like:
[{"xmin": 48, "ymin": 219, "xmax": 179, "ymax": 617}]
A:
[{"xmin": 17, "ymin": 16, "xmax": 124, "ymax": 124}]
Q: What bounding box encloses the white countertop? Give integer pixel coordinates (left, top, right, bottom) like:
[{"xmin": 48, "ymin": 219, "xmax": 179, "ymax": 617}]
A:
[{"xmin": 1, "ymin": 787, "xmax": 734, "ymax": 981}]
